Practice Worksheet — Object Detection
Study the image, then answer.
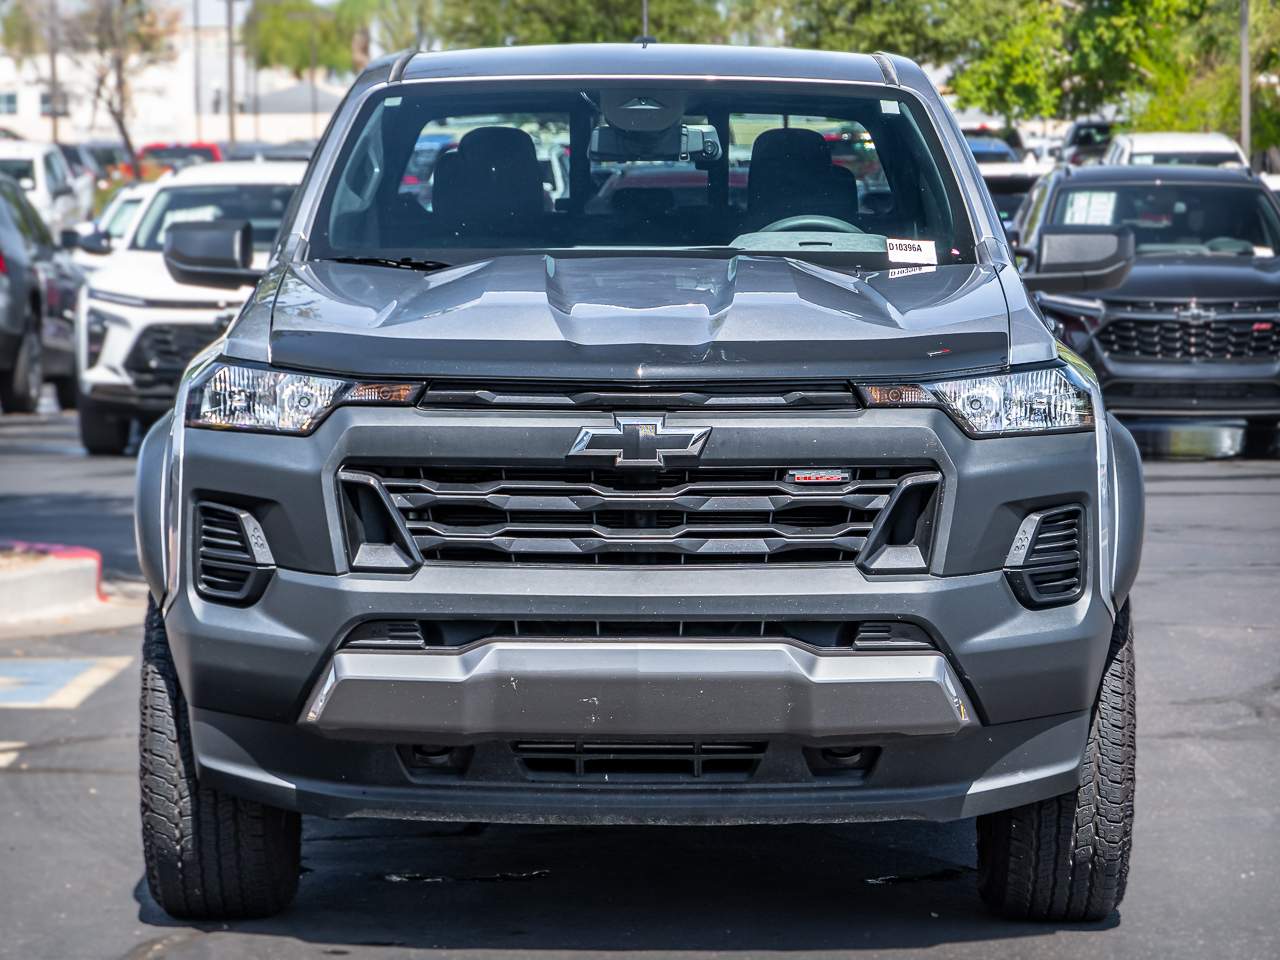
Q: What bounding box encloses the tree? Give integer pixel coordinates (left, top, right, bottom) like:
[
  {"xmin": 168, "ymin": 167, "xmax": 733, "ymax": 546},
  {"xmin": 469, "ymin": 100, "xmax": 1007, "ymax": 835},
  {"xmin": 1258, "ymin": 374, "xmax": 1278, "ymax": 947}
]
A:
[
  {"xmin": 243, "ymin": 0, "xmax": 351, "ymax": 77},
  {"xmin": 73, "ymin": 1, "xmax": 179, "ymax": 177},
  {"xmin": 950, "ymin": 1, "xmax": 1066, "ymax": 126},
  {"xmin": 787, "ymin": 0, "xmax": 965, "ymax": 66}
]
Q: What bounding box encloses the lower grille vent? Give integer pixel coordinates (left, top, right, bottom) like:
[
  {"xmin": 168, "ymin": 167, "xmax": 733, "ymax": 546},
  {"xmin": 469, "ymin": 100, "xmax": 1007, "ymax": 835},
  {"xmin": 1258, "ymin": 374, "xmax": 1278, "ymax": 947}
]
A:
[
  {"xmin": 193, "ymin": 502, "xmax": 274, "ymax": 604},
  {"xmin": 512, "ymin": 740, "xmax": 767, "ymax": 782},
  {"xmin": 1005, "ymin": 506, "xmax": 1085, "ymax": 609},
  {"xmin": 342, "ymin": 618, "xmax": 934, "ymax": 651}
]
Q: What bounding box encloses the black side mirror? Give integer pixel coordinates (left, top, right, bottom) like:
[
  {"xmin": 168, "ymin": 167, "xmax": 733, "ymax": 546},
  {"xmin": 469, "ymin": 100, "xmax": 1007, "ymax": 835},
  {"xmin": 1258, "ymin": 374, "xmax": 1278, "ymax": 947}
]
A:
[
  {"xmin": 78, "ymin": 230, "xmax": 113, "ymax": 255},
  {"xmin": 59, "ymin": 228, "xmax": 81, "ymax": 250},
  {"xmin": 163, "ymin": 220, "xmax": 262, "ymax": 289},
  {"xmin": 1020, "ymin": 225, "xmax": 1134, "ymax": 294},
  {"xmin": 54, "ymin": 184, "xmax": 75, "ymax": 199}
]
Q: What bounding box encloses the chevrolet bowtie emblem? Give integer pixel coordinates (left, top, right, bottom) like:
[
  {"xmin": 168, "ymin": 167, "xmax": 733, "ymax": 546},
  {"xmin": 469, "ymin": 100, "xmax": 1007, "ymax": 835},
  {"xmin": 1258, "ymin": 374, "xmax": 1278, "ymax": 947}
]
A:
[{"xmin": 568, "ymin": 417, "xmax": 711, "ymax": 467}]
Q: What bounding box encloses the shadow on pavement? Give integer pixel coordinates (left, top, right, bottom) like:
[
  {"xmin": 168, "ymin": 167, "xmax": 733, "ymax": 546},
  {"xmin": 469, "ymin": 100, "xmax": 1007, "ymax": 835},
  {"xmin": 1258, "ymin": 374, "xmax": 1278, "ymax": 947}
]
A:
[{"xmin": 134, "ymin": 818, "xmax": 1117, "ymax": 952}]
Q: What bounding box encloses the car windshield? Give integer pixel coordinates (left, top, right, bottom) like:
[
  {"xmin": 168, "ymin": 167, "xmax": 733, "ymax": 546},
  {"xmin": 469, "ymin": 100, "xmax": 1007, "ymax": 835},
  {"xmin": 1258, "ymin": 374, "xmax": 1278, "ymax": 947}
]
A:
[
  {"xmin": 983, "ymin": 175, "xmax": 1039, "ymax": 222},
  {"xmin": 143, "ymin": 145, "xmax": 217, "ymax": 163},
  {"xmin": 0, "ymin": 159, "xmax": 34, "ymax": 183},
  {"xmin": 1069, "ymin": 124, "xmax": 1110, "ymax": 147},
  {"xmin": 310, "ymin": 81, "xmax": 976, "ymax": 269},
  {"xmin": 1050, "ymin": 183, "xmax": 1280, "ymax": 256},
  {"xmin": 102, "ymin": 196, "xmax": 142, "ymax": 238},
  {"xmin": 966, "ymin": 136, "xmax": 1019, "ymax": 164},
  {"xmin": 131, "ymin": 183, "xmax": 298, "ymax": 252},
  {"xmin": 1131, "ymin": 151, "xmax": 1241, "ymax": 167}
]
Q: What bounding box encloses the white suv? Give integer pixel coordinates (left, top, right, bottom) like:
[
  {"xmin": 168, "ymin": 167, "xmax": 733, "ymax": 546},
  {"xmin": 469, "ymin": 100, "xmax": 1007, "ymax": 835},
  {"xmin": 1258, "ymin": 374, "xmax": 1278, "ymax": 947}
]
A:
[
  {"xmin": 0, "ymin": 140, "xmax": 84, "ymax": 236},
  {"xmin": 1102, "ymin": 131, "xmax": 1248, "ymax": 168},
  {"xmin": 75, "ymin": 161, "xmax": 306, "ymax": 454}
]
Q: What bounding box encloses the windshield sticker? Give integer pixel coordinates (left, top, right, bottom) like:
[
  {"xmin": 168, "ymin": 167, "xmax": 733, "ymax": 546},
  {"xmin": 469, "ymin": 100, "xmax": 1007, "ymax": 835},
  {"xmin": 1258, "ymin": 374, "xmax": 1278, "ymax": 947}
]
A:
[
  {"xmin": 886, "ymin": 238, "xmax": 937, "ymax": 265},
  {"xmin": 879, "ymin": 99, "xmax": 901, "ymax": 115},
  {"xmin": 887, "ymin": 265, "xmax": 936, "ymax": 278},
  {"xmin": 1256, "ymin": 246, "xmax": 1275, "ymax": 257},
  {"xmin": 1063, "ymin": 191, "xmax": 1116, "ymax": 226}
]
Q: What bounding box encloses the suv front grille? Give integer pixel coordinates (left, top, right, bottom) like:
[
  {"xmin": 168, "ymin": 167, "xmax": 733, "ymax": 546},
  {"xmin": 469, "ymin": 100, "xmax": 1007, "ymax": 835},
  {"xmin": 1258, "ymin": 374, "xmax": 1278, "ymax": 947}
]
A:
[
  {"xmin": 340, "ymin": 464, "xmax": 937, "ymax": 565},
  {"xmin": 124, "ymin": 323, "xmax": 224, "ymax": 390},
  {"xmin": 1095, "ymin": 300, "xmax": 1280, "ymax": 362}
]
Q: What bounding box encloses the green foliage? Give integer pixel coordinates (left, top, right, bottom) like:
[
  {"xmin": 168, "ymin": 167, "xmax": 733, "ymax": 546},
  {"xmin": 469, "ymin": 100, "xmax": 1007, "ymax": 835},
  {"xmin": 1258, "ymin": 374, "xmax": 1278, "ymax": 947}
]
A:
[
  {"xmin": 950, "ymin": 1, "xmax": 1065, "ymax": 124},
  {"xmin": 243, "ymin": 0, "xmax": 351, "ymax": 76},
  {"xmin": 787, "ymin": 0, "xmax": 962, "ymax": 64},
  {"xmin": 0, "ymin": 0, "xmax": 42, "ymax": 62}
]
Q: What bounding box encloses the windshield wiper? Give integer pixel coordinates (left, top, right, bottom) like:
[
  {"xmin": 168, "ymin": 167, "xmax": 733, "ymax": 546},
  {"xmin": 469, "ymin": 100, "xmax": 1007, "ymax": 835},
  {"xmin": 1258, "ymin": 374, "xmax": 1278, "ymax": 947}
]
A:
[{"xmin": 325, "ymin": 256, "xmax": 452, "ymax": 272}]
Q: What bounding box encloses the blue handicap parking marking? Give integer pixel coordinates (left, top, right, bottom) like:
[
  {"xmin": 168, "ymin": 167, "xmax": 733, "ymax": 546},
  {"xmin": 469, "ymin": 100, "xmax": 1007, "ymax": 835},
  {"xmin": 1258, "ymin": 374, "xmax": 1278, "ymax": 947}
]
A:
[{"xmin": 0, "ymin": 658, "xmax": 127, "ymax": 708}]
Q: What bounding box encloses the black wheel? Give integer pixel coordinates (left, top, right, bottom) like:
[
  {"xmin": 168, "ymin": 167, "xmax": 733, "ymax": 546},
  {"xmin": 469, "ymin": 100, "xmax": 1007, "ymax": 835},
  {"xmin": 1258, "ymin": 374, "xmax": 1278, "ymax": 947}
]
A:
[
  {"xmin": 77, "ymin": 395, "xmax": 131, "ymax": 455},
  {"xmin": 139, "ymin": 598, "xmax": 301, "ymax": 920},
  {"xmin": 976, "ymin": 601, "xmax": 1135, "ymax": 922},
  {"xmin": 53, "ymin": 376, "xmax": 78, "ymax": 410},
  {"xmin": 0, "ymin": 322, "xmax": 43, "ymax": 413}
]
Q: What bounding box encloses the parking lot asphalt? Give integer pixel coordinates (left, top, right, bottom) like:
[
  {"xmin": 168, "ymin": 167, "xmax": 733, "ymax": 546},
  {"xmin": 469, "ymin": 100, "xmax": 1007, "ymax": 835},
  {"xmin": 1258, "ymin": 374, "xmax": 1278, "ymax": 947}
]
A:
[{"xmin": 1, "ymin": 410, "xmax": 1277, "ymax": 960}]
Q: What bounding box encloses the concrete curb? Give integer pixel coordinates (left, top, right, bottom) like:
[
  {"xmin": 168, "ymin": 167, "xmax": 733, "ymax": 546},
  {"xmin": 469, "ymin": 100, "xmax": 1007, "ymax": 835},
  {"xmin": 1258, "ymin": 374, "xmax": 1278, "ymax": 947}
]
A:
[{"xmin": 0, "ymin": 540, "xmax": 108, "ymax": 625}]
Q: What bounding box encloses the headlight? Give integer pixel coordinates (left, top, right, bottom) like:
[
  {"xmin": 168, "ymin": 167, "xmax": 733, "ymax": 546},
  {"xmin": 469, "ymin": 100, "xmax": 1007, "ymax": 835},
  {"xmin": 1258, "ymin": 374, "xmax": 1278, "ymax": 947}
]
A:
[
  {"xmin": 861, "ymin": 366, "xmax": 1095, "ymax": 436},
  {"xmin": 186, "ymin": 361, "xmax": 421, "ymax": 435}
]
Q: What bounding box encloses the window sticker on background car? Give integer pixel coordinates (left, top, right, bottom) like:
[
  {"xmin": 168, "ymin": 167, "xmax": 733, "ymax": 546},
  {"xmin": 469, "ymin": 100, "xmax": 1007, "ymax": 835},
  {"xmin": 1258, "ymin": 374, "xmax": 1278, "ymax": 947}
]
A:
[
  {"xmin": 1063, "ymin": 191, "xmax": 1116, "ymax": 226},
  {"xmin": 886, "ymin": 238, "xmax": 937, "ymax": 265}
]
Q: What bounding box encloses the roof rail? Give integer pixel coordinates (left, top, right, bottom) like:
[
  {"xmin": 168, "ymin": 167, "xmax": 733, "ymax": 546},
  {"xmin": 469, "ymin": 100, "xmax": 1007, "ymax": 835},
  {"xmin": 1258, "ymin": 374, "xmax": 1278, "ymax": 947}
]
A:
[
  {"xmin": 871, "ymin": 52, "xmax": 899, "ymax": 86},
  {"xmin": 389, "ymin": 49, "xmax": 419, "ymax": 84}
]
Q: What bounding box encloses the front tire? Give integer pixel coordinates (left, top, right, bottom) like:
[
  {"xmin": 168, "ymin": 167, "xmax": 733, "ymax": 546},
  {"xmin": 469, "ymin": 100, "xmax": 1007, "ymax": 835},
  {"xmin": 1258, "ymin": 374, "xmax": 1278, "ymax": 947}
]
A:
[
  {"xmin": 77, "ymin": 395, "xmax": 131, "ymax": 455},
  {"xmin": 976, "ymin": 601, "xmax": 1136, "ymax": 922},
  {"xmin": 0, "ymin": 324, "xmax": 43, "ymax": 413},
  {"xmin": 139, "ymin": 599, "xmax": 301, "ymax": 920},
  {"xmin": 53, "ymin": 376, "xmax": 78, "ymax": 410}
]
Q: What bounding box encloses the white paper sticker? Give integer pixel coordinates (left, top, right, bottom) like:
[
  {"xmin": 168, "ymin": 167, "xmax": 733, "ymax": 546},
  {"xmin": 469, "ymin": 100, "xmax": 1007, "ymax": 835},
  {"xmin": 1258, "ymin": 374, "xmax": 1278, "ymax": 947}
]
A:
[
  {"xmin": 887, "ymin": 265, "xmax": 936, "ymax": 278},
  {"xmin": 880, "ymin": 99, "xmax": 901, "ymax": 115},
  {"xmin": 1063, "ymin": 191, "xmax": 1116, "ymax": 226},
  {"xmin": 886, "ymin": 238, "xmax": 937, "ymax": 265}
]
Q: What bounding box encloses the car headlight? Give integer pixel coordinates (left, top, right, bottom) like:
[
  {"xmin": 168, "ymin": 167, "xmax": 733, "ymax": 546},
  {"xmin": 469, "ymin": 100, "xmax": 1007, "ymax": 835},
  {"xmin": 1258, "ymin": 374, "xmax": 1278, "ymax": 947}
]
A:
[
  {"xmin": 861, "ymin": 365, "xmax": 1095, "ymax": 436},
  {"xmin": 186, "ymin": 361, "xmax": 421, "ymax": 435}
]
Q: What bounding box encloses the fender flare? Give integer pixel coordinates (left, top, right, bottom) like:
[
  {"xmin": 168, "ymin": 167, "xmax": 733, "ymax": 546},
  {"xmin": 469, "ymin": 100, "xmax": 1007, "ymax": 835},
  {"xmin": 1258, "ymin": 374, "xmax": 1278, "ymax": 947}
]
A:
[
  {"xmin": 135, "ymin": 411, "xmax": 174, "ymax": 601},
  {"xmin": 1107, "ymin": 413, "xmax": 1144, "ymax": 608}
]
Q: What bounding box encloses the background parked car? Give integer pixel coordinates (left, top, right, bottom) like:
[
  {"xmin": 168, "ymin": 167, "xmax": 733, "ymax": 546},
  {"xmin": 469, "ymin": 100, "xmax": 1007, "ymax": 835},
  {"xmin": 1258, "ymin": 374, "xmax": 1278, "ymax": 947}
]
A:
[
  {"xmin": 0, "ymin": 140, "xmax": 84, "ymax": 237},
  {"xmin": 1018, "ymin": 164, "xmax": 1280, "ymax": 450},
  {"xmin": 75, "ymin": 161, "xmax": 304, "ymax": 453},
  {"xmin": 1102, "ymin": 131, "xmax": 1248, "ymax": 167},
  {"xmin": 0, "ymin": 173, "xmax": 83, "ymax": 412},
  {"xmin": 70, "ymin": 181, "xmax": 156, "ymax": 273},
  {"xmin": 1060, "ymin": 120, "xmax": 1113, "ymax": 165},
  {"xmin": 979, "ymin": 157, "xmax": 1052, "ymax": 233},
  {"xmin": 57, "ymin": 143, "xmax": 103, "ymax": 217}
]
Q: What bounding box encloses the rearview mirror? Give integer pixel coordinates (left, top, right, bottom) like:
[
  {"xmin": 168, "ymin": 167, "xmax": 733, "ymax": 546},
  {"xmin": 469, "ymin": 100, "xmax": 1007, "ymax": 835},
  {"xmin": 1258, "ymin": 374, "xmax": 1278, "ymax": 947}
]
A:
[
  {"xmin": 1020, "ymin": 225, "xmax": 1133, "ymax": 294},
  {"xmin": 163, "ymin": 220, "xmax": 261, "ymax": 289}
]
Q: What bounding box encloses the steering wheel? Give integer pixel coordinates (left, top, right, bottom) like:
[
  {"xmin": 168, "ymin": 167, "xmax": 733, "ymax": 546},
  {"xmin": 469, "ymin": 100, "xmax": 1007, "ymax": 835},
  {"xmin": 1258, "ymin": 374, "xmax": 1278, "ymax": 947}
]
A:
[{"xmin": 758, "ymin": 215, "xmax": 862, "ymax": 234}]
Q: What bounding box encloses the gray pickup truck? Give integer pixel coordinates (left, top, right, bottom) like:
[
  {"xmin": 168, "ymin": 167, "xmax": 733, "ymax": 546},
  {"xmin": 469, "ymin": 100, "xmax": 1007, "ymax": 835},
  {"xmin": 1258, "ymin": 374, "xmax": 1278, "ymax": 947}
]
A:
[{"xmin": 134, "ymin": 43, "xmax": 1144, "ymax": 922}]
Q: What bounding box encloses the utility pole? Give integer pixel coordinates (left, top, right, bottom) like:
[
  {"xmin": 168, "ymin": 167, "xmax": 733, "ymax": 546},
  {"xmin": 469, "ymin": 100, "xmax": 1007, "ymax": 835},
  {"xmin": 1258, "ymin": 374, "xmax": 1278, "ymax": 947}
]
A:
[
  {"xmin": 642, "ymin": 0, "xmax": 649, "ymax": 38},
  {"xmin": 48, "ymin": 0, "xmax": 60, "ymax": 142},
  {"xmin": 193, "ymin": 0, "xmax": 203, "ymax": 140},
  {"xmin": 1240, "ymin": 0, "xmax": 1251, "ymax": 164},
  {"xmin": 225, "ymin": 0, "xmax": 237, "ymax": 144}
]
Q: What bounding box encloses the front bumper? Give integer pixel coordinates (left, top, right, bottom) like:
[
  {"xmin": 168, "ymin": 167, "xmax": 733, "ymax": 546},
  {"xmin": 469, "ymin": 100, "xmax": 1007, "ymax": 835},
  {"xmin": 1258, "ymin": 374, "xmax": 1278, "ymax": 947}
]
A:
[
  {"xmin": 1085, "ymin": 347, "xmax": 1280, "ymax": 419},
  {"xmin": 157, "ymin": 403, "xmax": 1119, "ymax": 824}
]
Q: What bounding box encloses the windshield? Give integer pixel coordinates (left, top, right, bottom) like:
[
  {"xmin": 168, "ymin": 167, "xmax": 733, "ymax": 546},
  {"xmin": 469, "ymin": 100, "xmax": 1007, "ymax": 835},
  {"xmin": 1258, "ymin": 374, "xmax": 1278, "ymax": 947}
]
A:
[
  {"xmin": 142, "ymin": 145, "xmax": 217, "ymax": 163},
  {"xmin": 1131, "ymin": 151, "xmax": 1241, "ymax": 167},
  {"xmin": 984, "ymin": 175, "xmax": 1039, "ymax": 222},
  {"xmin": 0, "ymin": 159, "xmax": 34, "ymax": 183},
  {"xmin": 1051, "ymin": 183, "xmax": 1280, "ymax": 256},
  {"xmin": 966, "ymin": 136, "xmax": 1019, "ymax": 164},
  {"xmin": 102, "ymin": 196, "xmax": 142, "ymax": 238},
  {"xmin": 131, "ymin": 183, "xmax": 298, "ymax": 252},
  {"xmin": 310, "ymin": 81, "xmax": 976, "ymax": 269}
]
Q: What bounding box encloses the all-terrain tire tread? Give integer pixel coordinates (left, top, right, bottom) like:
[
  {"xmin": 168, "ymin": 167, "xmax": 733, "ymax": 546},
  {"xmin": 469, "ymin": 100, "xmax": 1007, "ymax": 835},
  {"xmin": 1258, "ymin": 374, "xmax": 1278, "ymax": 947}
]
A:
[
  {"xmin": 139, "ymin": 598, "xmax": 300, "ymax": 919},
  {"xmin": 977, "ymin": 601, "xmax": 1135, "ymax": 922}
]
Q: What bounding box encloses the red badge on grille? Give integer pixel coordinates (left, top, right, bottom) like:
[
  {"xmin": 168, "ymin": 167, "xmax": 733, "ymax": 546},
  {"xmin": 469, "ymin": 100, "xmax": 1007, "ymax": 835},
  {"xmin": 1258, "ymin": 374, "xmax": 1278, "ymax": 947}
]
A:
[
  {"xmin": 787, "ymin": 469, "xmax": 852, "ymax": 484},
  {"xmin": 1253, "ymin": 321, "xmax": 1273, "ymax": 332}
]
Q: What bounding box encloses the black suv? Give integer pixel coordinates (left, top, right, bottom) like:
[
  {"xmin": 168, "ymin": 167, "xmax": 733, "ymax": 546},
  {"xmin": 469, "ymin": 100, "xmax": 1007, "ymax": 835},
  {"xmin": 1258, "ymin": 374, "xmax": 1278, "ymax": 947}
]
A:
[
  {"xmin": 1020, "ymin": 165, "xmax": 1280, "ymax": 434},
  {"xmin": 134, "ymin": 44, "xmax": 1144, "ymax": 923}
]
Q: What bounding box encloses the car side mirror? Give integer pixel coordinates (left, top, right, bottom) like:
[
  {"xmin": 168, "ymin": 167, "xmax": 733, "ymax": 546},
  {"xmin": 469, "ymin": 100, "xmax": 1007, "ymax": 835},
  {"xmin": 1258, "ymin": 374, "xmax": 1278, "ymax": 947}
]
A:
[
  {"xmin": 59, "ymin": 228, "xmax": 81, "ymax": 251},
  {"xmin": 78, "ymin": 230, "xmax": 113, "ymax": 255},
  {"xmin": 1019, "ymin": 225, "xmax": 1134, "ymax": 294},
  {"xmin": 54, "ymin": 184, "xmax": 75, "ymax": 199},
  {"xmin": 163, "ymin": 220, "xmax": 262, "ymax": 289}
]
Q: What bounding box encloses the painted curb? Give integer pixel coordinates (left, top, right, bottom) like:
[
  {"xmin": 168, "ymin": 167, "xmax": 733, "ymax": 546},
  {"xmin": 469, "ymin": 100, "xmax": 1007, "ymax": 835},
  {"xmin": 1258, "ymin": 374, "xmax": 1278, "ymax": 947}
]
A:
[{"xmin": 0, "ymin": 540, "xmax": 107, "ymax": 625}]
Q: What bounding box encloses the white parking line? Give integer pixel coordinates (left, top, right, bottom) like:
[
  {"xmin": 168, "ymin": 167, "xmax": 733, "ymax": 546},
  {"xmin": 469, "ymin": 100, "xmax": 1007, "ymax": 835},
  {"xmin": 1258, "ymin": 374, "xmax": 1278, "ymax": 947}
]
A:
[{"xmin": 0, "ymin": 741, "xmax": 23, "ymax": 768}]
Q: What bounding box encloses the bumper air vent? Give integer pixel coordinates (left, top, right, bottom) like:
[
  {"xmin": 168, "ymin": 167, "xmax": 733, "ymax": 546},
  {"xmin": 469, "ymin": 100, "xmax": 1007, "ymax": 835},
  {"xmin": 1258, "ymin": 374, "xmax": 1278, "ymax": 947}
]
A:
[
  {"xmin": 1004, "ymin": 505, "xmax": 1085, "ymax": 609},
  {"xmin": 338, "ymin": 464, "xmax": 940, "ymax": 567},
  {"xmin": 341, "ymin": 618, "xmax": 935, "ymax": 651},
  {"xmin": 124, "ymin": 323, "xmax": 224, "ymax": 391},
  {"xmin": 511, "ymin": 740, "xmax": 768, "ymax": 782},
  {"xmin": 193, "ymin": 502, "xmax": 274, "ymax": 604}
]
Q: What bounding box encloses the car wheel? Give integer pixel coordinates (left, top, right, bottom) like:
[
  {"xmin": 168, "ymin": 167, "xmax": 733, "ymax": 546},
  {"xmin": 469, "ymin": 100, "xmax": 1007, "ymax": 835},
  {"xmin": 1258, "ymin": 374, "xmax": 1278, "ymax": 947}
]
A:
[
  {"xmin": 77, "ymin": 395, "xmax": 132, "ymax": 455},
  {"xmin": 976, "ymin": 601, "xmax": 1135, "ymax": 922},
  {"xmin": 0, "ymin": 323, "xmax": 43, "ymax": 413},
  {"xmin": 140, "ymin": 598, "xmax": 302, "ymax": 920},
  {"xmin": 53, "ymin": 377, "xmax": 78, "ymax": 410}
]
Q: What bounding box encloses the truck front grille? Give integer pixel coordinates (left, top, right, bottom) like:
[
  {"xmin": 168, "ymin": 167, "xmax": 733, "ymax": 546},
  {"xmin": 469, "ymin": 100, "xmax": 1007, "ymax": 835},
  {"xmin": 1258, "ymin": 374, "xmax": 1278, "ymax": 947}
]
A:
[
  {"xmin": 512, "ymin": 740, "xmax": 768, "ymax": 782},
  {"xmin": 1095, "ymin": 299, "xmax": 1280, "ymax": 362},
  {"xmin": 340, "ymin": 464, "xmax": 936, "ymax": 565},
  {"xmin": 124, "ymin": 323, "xmax": 224, "ymax": 390}
]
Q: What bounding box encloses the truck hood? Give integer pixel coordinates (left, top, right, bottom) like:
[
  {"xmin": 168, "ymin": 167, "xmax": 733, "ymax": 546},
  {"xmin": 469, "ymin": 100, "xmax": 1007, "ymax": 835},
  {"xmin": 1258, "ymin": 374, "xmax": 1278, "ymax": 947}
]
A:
[
  {"xmin": 1102, "ymin": 254, "xmax": 1280, "ymax": 302},
  {"xmin": 268, "ymin": 255, "xmax": 1012, "ymax": 381}
]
